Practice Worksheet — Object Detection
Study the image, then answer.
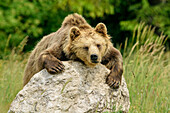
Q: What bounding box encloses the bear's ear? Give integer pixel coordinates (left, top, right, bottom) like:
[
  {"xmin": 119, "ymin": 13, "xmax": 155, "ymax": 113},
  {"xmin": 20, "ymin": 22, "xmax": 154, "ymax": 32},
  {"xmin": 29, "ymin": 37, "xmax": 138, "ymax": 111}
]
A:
[
  {"xmin": 69, "ymin": 27, "xmax": 81, "ymax": 41},
  {"xmin": 95, "ymin": 23, "xmax": 107, "ymax": 36}
]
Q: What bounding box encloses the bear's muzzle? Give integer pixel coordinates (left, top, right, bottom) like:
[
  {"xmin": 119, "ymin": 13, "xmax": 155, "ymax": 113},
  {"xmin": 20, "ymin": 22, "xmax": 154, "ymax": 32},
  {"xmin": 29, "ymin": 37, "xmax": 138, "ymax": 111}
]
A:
[{"xmin": 91, "ymin": 54, "xmax": 99, "ymax": 63}]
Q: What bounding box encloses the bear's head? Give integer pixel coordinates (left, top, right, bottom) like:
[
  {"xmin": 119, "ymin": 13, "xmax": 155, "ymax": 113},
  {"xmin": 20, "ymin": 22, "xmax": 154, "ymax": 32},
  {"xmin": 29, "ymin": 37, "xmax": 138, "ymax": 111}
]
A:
[{"xmin": 65, "ymin": 23, "xmax": 111, "ymax": 67}]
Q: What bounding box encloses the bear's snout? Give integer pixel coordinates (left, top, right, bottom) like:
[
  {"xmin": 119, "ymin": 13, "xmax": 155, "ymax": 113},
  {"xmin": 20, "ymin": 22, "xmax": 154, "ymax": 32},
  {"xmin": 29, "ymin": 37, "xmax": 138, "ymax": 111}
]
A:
[{"xmin": 90, "ymin": 54, "xmax": 98, "ymax": 63}]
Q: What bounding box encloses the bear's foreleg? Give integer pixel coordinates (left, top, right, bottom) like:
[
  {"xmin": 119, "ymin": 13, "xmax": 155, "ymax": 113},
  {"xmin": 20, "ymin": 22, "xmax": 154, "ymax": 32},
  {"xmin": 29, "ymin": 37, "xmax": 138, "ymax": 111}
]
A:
[
  {"xmin": 37, "ymin": 47, "xmax": 65, "ymax": 74},
  {"xmin": 102, "ymin": 47, "xmax": 123, "ymax": 89}
]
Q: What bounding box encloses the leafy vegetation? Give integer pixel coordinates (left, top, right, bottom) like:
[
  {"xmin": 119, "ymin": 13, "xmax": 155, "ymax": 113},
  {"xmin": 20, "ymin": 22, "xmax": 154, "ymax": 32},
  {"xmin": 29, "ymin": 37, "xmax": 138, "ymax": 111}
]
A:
[
  {"xmin": 0, "ymin": 0, "xmax": 114, "ymax": 57},
  {"xmin": 0, "ymin": 0, "xmax": 169, "ymax": 57}
]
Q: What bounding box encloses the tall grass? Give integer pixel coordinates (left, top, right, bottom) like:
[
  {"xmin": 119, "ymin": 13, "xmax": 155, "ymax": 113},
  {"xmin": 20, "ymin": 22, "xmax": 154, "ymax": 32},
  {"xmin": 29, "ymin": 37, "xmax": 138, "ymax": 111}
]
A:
[
  {"xmin": 0, "ymin": 37, "xmax": 28, "ymax": 113},
  {"xmin": 0, "ymin": 23, "xmax": 169, "ymax": 113},
  {"xmin": 123, "ymin": 23, "xmax": 169, "ymax": 112}
]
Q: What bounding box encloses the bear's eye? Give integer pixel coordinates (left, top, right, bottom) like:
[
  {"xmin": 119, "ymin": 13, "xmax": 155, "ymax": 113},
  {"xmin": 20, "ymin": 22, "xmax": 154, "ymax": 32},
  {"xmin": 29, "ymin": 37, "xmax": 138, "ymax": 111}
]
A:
[
  {"xmin": 83, "ymin": 46, "xmax": 89, "ymax": 50},
  {"xmin": 97, "ymin": 44, "xmax": 101, "ymax": 48}
]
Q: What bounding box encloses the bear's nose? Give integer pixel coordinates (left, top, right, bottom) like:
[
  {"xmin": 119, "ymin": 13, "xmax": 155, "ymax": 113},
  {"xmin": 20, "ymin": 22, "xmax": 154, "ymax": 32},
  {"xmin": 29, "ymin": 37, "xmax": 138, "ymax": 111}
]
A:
[{"xmin": 91, "ymin": 54, "xmax": 98, "ymax": 62}]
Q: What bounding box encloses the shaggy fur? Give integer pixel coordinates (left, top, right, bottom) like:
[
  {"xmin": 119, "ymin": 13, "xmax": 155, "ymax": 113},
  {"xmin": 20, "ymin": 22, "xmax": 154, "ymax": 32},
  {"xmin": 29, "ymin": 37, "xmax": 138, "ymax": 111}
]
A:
[{"xmin": 23, "ymin": 13, "xmax": 123, "ymax": 89}]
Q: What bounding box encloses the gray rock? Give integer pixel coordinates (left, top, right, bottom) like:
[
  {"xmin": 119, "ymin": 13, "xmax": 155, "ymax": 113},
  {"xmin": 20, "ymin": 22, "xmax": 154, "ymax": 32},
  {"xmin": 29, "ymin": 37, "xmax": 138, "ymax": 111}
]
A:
[{"xmin": 8, "ymin": 61, "xmax": 130, "ymax": 113}]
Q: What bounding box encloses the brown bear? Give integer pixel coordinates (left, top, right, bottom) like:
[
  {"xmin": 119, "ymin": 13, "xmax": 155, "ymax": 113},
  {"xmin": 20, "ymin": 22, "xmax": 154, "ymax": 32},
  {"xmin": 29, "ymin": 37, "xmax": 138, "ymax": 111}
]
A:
[{"xmin": 23, "ymin": 13, "xmax": 123, "ymax": 89}]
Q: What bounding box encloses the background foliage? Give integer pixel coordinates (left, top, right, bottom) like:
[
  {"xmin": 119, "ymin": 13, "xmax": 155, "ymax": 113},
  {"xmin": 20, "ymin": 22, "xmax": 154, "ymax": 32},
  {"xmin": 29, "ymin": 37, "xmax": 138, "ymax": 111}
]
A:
[{"xmin": 0, "ymin": 0, "xmax": 169, "ymax": 57}]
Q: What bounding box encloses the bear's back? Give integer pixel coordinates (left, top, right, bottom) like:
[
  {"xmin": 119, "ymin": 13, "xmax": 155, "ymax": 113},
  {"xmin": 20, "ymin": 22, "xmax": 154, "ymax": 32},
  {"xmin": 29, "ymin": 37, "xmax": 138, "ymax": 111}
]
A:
[
  {"xmin": 29, "ymin": 13, "xmax": 91, "ymax": 62},
  {"xmin": 36, "ymin": 13, "xmax": 90, "ymax": 50}
]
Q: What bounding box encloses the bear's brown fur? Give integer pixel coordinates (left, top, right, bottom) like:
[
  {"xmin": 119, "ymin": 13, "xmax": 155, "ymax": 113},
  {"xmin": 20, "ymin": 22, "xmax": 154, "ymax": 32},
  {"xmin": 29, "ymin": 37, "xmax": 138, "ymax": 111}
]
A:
[{"xmin": 23, "ymin": 13, "xmax": 123, "ymax": 89}]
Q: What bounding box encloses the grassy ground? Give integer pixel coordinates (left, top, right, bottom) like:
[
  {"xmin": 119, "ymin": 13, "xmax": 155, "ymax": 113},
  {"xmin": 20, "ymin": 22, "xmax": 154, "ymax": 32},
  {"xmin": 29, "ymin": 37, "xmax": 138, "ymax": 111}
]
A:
[{"xmin": 0, "ymin": 24, "xmax": 169, "ymax": 113}]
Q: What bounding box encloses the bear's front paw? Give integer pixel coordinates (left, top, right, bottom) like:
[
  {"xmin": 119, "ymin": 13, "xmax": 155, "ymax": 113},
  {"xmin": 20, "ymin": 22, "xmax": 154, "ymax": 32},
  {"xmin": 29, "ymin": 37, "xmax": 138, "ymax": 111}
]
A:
[
  {"xmin": 106, "ymin": 73, "xmax": 121, "ymax": 89},
  {"xmin": 44, "ymin": 58, "xmax": 65, "ymax": 74}
]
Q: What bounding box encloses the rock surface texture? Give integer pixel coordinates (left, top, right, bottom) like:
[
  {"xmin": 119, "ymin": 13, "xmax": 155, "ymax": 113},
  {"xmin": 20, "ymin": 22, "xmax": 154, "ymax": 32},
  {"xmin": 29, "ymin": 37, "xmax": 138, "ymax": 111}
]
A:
[{"xmin": 8, "ymin": 61, "xmax": 130, "ymax": 113}]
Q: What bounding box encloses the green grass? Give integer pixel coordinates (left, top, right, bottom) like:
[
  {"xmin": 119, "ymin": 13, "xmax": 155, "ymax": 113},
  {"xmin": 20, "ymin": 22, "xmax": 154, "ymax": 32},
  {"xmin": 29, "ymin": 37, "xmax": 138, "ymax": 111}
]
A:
[
  {"xmin": 0, "ymin": 52, "xmax": 27, "ymax": 112},
  {"xmin": 124, "ymin": 44, "xmax": 169, "ymax": 112},
  {"xmin": 0, "ymin": 37, "xmax": 28, "ymax": 112},
  {"xmin": 0, "ymin": 23, "xmax": 169, "ymax": 113},
  {"xmin": 123, "ymin": 23, "xmax": 170, "ymax": 113}
]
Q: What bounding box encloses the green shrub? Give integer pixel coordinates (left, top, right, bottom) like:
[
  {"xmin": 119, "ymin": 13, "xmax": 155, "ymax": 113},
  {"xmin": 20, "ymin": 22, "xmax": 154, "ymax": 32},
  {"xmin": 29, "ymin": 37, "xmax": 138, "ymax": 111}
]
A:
[
  {"xmin": 120, "ymin": 0, "xmax": 170, "ymax": 39},
  {"xmin": 1, "ymin": 0, "xmax": 169, "ymax": 58},
  {"xmin": 0, "ymin": 0, "xmax": 114, "ymax": 58}
]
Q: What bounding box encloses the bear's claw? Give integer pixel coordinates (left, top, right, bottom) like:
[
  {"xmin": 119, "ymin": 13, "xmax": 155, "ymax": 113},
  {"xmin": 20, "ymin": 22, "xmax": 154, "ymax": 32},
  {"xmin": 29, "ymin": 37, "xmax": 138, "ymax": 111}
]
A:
[
  {"xmin": 106, "ymin": 73, "xmax": 121, "ymax": 89},
  {"xmin": 110, "ymin": 80, "xmax": 120, "ymax": 89},
  {"xmin": 44, "ymin": 58, "xmax": 65, "ymax": 74}
]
